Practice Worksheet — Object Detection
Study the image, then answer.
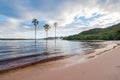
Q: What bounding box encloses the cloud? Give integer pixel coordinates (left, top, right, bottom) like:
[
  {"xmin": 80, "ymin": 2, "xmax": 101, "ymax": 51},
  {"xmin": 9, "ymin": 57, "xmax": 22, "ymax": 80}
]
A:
[
  {"xmin": 89, "ymin": 12, "xmax": 120, "ymax": 28},
  {"xmin": 0, "ymin": 0, "xmax": 120, "ymax": 38}
]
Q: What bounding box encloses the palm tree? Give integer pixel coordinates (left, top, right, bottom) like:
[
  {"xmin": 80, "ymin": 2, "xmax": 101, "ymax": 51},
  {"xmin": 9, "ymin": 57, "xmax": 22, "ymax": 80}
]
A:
[
  {"xmin": 43, "ymin": 24, "xmax": 51, "ymax": 52},
  {"xmin": 54, "ymin": 22, "xmax": 57, "ymax": 40},
  {"xmin": 54, "ymin": 22, "xmax": 58, "ymax": 55},
  {"xmin": 43, "ymin": 24, "xmax": 51, "ymax": 39},
  {"xmin": 32, "ymin": 19, "xmax": 39, "ymax": 44}
]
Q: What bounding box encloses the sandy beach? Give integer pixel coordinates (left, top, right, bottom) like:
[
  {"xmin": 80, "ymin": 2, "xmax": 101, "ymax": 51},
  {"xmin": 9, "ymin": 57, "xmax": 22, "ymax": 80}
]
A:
[{"xmin": 0, "ymin": 41, "xmax": 120, "ymax": 80}]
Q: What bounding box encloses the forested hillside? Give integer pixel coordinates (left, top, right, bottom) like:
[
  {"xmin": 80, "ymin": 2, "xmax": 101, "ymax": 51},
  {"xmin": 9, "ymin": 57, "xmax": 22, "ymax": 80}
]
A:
[{"xmin": 63, "ymin": 23, "xmax": 120, "ymax": 40}]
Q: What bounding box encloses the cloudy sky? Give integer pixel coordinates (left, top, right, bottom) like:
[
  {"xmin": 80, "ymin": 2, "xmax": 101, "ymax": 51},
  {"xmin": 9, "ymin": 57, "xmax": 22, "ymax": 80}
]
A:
[{"xmin": 0, "ymin": 0, "xmax": 120, "ymax": 38}]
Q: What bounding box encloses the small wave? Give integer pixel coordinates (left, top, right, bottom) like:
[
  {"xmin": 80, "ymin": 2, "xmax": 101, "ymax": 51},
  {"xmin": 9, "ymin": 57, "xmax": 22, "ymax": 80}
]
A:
[{"xmin": 0, "ymin": 50, "xmax": 14, "ymax": 53}]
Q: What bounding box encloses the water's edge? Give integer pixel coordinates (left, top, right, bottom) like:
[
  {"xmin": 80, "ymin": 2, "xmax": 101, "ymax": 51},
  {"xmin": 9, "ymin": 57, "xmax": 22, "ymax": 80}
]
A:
[{"xmin": 0, "ymin": 40, "xmax": 113, "ymax": 72}]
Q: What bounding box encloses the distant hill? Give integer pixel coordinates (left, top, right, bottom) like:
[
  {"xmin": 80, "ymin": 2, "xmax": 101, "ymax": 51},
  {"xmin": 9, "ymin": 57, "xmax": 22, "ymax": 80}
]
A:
[{"xmin": 63, "ymin": 23, "xmax": 120, "ymax": 40}]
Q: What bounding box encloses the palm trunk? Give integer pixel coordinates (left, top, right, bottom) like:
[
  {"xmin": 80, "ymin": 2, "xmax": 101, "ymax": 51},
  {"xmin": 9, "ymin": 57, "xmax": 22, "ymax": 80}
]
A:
[
  {"xmin": 55, "ymin": 26, "xmax": 56, "ymax": 43},
  {"xmin": 46, "ymin": 31, "xmax": 48, "ymax": 40},
  {"xmin": 46, "ymin": 31, "xmax": 48, "ymax": 52},
  {"xmin": 54, "ymin": 26, "xmax": 57, "ymax": 56},
  {"xmin": 46, "ymin": 31, "xmax": 48, "ymax": 43},
  {"xmin": 35, "ymin": 25, "xmax": 37, "ymax": 44}
]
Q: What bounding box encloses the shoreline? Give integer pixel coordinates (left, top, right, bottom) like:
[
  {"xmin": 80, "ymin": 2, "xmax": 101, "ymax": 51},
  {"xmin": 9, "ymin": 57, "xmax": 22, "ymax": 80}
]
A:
[
  {"xmin": 0, "ymin": 40, "xmax": 106, "ymax": 72},
  {"xmin": 0, "ymin": 41, "xmax": 119, "ymax": 74},
  {"xmin": 0, "ymin": 41, "xmax": 120, "ymax": 80},
  {"xmin": 84, "ymin": 41, "xmax": 120, "ymax": 59},
  {"xmin": 0, "ymin": 54, "xmax": 75, "ymax": 73}
]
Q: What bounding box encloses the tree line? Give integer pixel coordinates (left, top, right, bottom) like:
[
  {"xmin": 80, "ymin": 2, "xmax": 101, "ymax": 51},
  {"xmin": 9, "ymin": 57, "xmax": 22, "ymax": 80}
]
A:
[{"xmin": 63, "ymin": 23, "xmax": 120, "ymax": 40}]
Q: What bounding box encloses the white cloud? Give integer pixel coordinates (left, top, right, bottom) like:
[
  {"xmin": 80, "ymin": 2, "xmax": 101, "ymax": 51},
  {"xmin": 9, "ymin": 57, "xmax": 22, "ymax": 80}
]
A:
[
  {"xmin": 0, "ymin": 0, "xmax": 120, "ymax": 38},
  {"xmin": 90, "ymin": 12, "xmax": 120, "ymax": 28}
]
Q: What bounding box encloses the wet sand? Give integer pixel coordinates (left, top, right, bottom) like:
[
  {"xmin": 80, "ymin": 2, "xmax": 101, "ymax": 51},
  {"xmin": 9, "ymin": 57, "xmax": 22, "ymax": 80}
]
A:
[{"xmin": 0, "ymin": 41, "xmax": 120, "ymax": 80}]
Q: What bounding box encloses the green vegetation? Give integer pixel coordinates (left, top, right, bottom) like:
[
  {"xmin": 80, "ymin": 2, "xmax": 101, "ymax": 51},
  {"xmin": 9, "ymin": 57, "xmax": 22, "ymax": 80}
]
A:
[
  {"xmin": 43, "ymin": 24, "xmax": 51, "ymax": 39},
  {"xmin": 63, "ymin": 23, "xmax": 120, "ymax": 40}
]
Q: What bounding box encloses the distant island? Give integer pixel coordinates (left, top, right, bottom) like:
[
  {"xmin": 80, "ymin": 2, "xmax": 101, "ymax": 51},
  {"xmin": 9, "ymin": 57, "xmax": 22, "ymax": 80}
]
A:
[
  {"xmin": 42, "ymin": 37, "xmax": 62, "ymax": 40},
  {"xmin": 63, "ymin": 23, "xmax": 120, "ymax": 40}
]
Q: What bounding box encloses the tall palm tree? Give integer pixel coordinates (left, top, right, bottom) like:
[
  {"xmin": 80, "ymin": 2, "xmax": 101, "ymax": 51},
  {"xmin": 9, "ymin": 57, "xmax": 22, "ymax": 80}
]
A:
[
  {"xmin": 43, "ymin": 24, "xmax": 51, "ymax": 52},
  {"xmin": 32, "ymin": 19, "xmax": 39, "ymax": 44},
  {"xmin": 54, "ymin": 22, "xmax": 58, "ymax": 55},
  {"xmin": 54, "ymin": 22, "xmax": 57, "ymax": 40}
]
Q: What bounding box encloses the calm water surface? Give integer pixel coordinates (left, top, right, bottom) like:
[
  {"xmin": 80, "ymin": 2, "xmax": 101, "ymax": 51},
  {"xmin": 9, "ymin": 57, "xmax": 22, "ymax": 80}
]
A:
[{"xmin": 0, "ymin": 40, "xmax": 105, "ymax": 70}]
